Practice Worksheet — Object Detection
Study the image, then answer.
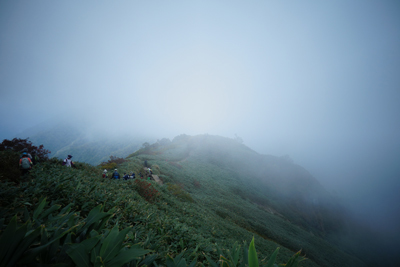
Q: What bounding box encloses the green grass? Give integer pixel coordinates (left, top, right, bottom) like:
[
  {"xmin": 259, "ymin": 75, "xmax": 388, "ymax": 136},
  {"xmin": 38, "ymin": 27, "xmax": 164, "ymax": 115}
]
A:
[{"xmin": 0, "ymin": 135, "xmax": 369, "ymax": 266}]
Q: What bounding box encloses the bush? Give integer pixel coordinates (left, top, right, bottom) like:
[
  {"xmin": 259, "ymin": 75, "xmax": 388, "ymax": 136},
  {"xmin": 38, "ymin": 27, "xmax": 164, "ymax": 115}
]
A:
[
  {"xmin": 102, "ymin": 162, "xmax": 117, "ymax": 170},
  {"xmin": 101, "ymin": 155, "xmax": 126, "ymax": 165},
  {"xmin": 134, "ymin": 179, "xmax": 159, "ymax": 202},
  {"xmin": 0, "ymin": 150, "xmax": 21, "ymax": 183},
  {"xmin": 0, "ymin": 137, "xmax": 51, "ymax": 161},
  {"xmin": 0, "ymin": 138, "xmax": 52, "ymax": 183}
]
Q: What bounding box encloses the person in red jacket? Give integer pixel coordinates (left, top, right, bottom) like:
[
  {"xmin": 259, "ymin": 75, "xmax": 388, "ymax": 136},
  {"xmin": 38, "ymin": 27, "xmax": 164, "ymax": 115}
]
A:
[{"xmin": 19, "ymin": 152, "xmax": 33, "ymax": 175}]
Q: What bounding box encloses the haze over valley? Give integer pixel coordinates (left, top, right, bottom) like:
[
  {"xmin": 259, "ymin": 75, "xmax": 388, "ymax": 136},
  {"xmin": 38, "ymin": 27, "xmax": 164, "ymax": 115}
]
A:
[{"xmin": 1, "ymin": 1, "xmax": 400, "ymax": 265}]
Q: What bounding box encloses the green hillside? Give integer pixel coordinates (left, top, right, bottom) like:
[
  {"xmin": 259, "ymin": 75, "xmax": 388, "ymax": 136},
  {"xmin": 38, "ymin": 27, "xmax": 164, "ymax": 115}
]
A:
[{"xmin": 0, "ymin": 134, "xmax": 369, "ymax": 266}]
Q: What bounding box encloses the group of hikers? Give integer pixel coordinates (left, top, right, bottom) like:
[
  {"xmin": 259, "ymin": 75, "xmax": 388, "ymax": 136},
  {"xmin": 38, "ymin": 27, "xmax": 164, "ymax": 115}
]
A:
[
  {"xmin": 20, "ymin": 153, "xmax": 75, "ymax": 174},
  {"xmin": 20, "ymin": 152, "xmax": 155, "ymax": 181},
  {"xmin": 102, "ymin": 167, "xmax": 153, "ymax": 181}
]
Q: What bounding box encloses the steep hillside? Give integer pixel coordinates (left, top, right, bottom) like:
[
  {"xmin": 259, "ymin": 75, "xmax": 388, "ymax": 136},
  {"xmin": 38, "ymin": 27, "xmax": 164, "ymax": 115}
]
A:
[
  {"xmin": 126, "ymin": 135, "xmax": 366, "ymax": 265},
  {"xmin": 142, "ymin": 134, "xmax": 347, "ymax": 236},
  {"xmin": 0, "ymin": 134, "xmax": 372, "ymax": 266}
]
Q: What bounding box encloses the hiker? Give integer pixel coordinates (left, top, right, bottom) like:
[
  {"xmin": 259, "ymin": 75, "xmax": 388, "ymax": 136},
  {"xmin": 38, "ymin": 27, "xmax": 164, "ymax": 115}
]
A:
[
  {"xmin": 123, "ymin": 173, "xmax": 129, "ymax": 180},
  {"xmin": 102, "ymin": 169, "xmax": 108, "ymax": 178},
  {"xmin": 129, "ymin": 172, "xmax": 135, "ymax": 179},
  {"xmin": 148, "ymin": 168, "xmax": 152, "ymax": 175},
  {"xmin": 139, "ymin": 172, "xmax": 144, "ymax": 179},
  {"xmin": 63, "ymin": 155, "xmax": 74, "ymax": 167},
  {"xmin": 111, "ymin": 169, "xmax": 120, "ymax": 179},
  {"xmin": 144, "ymin": 160, "xmax": 148, "ymax": 167},
  {"xmin": 20, "ymin": 148, "xmax": 32, "ymax": 160},
  {"xmin": 19, "ymin": 152, "xmax": 33, "ymax": 175},
  {"xmin": 31, "ymin": 151, "xmax": 39, "ymax": 165}
]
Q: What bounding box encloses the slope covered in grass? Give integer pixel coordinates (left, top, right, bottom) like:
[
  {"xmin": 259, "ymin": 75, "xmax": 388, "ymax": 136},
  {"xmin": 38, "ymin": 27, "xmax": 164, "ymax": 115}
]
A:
[{"xmin": 0, "ymin": 134, "xmax": 368, "ymax": 266}]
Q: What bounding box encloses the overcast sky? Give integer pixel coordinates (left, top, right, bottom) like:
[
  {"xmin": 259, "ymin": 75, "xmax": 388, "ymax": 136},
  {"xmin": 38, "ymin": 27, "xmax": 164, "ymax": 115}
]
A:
[{"xmin": 1, "ymin": 1, "xmax": 400, "ymax": 234}]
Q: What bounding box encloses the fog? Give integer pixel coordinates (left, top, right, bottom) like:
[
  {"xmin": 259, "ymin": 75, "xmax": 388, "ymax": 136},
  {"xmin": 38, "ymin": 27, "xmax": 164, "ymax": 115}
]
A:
[{"xmin": 1, "ymin": 0, "xmax": 400, "ymax": 255}]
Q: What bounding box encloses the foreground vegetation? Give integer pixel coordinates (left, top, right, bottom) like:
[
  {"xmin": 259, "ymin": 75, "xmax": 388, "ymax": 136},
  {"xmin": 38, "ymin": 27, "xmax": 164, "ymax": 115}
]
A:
[{"xmin": 0, "ymin": 136, "xmax": 369, "ymax": 266}]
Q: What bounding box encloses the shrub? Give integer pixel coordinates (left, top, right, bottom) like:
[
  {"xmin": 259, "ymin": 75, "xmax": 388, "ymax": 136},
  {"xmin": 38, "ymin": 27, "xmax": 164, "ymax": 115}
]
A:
[
  {"xmin": 134, "ymin": 179, "xmax": 159, "ymax": 202},
  {"xmin": 100, "ymin": 155, "xmax": 126, "ymax": 168},
  {"xmin": 0, "ymin": 150, "xmax": 21, "ymax": 183},
  {"xmin": 0, "ymin": 137, "xmax": 51, "ymax": 161},
  {"xmin": 102, "ymin": 162, "xmax": 117, "ymax": 170}
]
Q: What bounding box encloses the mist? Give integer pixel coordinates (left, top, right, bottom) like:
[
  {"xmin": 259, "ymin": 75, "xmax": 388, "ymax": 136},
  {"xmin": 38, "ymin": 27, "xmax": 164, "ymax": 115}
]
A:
[{"xmin": 1, "ymin": 0, "xmax": 400, "ymax": 260}]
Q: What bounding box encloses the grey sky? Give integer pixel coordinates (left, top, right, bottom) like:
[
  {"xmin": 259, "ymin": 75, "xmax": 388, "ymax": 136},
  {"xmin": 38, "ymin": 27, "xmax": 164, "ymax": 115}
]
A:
[{"xmin": 1, "ymin": 1, "xmax": 400, "ymax": 234}]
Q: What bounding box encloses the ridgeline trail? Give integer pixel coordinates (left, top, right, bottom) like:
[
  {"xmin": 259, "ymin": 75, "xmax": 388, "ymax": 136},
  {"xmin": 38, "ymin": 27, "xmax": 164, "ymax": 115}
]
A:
[{"xmin": 143, "ymin": 167, "xmax": 163, "ymax": 185}]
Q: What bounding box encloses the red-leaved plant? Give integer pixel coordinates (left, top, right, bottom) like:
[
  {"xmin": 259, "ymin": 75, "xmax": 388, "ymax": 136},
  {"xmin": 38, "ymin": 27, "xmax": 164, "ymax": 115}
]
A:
[{"xmin": 133, "ymin": 179, "xmax": 159, "ymax": 202}]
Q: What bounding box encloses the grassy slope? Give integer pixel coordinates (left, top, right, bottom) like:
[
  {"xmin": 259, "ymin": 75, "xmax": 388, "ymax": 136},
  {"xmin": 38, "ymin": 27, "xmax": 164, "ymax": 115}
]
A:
[
  {"xmin": 119, "ymin": 135, "xmax": 366, "ymax": 266},
  {"xmin": 0, "ymin": 134, "xmax": 367, "ymax": 266}
]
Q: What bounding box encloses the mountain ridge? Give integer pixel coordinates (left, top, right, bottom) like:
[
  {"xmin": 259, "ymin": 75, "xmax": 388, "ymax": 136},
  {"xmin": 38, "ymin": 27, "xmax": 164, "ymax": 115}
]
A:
[
  {"xmin": 1, "ymin": 132, "xmax": 384, "ymax": 266},
  {"xmin": 118, "ymin": 134, "xmax": 367, "ymax": 266}
]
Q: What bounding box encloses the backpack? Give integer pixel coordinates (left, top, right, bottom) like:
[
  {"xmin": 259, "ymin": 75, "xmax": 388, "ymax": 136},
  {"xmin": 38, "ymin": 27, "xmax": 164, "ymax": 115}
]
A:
[{"xmin": 21, "ymin": 158, "xmax": 31, "ymax": 169}]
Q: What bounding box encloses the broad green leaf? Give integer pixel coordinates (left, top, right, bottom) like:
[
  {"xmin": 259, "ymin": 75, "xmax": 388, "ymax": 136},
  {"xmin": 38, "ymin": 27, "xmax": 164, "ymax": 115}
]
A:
[
  {"xmin": 90, "ymin": 239, "xmax": 102, "ymax": 264},
  {"xmin": 59, "ymin": 203, "xmax": 74, "ymax": 215},
  {"xmin": 203, "ymin": 253, "xmax": 219, "ymax": 267},
  {"xmin": 228, "ymin": 242, "xmax": 240, "ymax": 267},
  {"xmin": 177, "ymin": 258, "xmax": 187, "ymax": 267},
  {"xmin": 66, "ymin": 235, "xmax": 102, "ymax": 267},
  {"xmin": 1, "ymin": 219, "xmax": 28, "ymax": 266},
  {"xmin": 241, "ymin": 241, "xmax": 248, "ymax": 267},
  {"xmin": 220, "ymin": 255, "xmax": 230, "ymax": 267},
  {"xmin": 39, "ymin": 204, "xmax": 61, "ymax": 219},
  {"xmin": 33, "ymin": 198, "xmax": 47, "ymax": 220},
  {"xmin": 99, "ymin": 226, "xmax": 118, "ymax": 260},
  {"xmin": 188, "ymin": 258, "xmax": 197, "ymax": 267},
  {"xmin": 248, "ymin": 237, "xmax": 258, "ymax": 267},
  {"xmin": 66, "ymin": 243, "xmax": 90, "ymax": 267},
  {"xmin": 0, "ymin": 215, "xmax": 18, "ymax": 263},
  {"xmin": 100, "ymin": 226, "xmax": 131, "ymax": 262},
  {"xmin": 5, "ymin": 225, "xmax": 42, "ymax": 267},
  {"xmin": 284, "ymin": 250, "xmax": 306, "ymax": 267},
  {"xmin": 140, "ymin": 254, "xmax": 158, "ymax": 267},
  {"xmin": 80, "ymin": 205, "xmax": 111, "ymax": 234},
  {"xmin": 172, "ymin": 250, "xmax": 183, "ymax": 265},
  {"xmin": 107, "ymin": 247, "xmax": 150, "ymax": 266},
  {"xmin": 19, "ymin": 225, "xmax": 77, "ymax": 264},
  {"xmin": 82, "ymin": 235, "xmax": 102, "ymax": 253},
  {"xmin": 266, "ymin": 248, "xmax": 279, "ymax": 267},
  {"xmin": 94, "ymin": 255, "xmax": 104, "ymax": 267}
]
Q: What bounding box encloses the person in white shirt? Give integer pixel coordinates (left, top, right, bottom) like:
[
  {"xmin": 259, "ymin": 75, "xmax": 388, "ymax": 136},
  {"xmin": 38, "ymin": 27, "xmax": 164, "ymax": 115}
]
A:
[{"xmin": 63, "ymin": 155, "xmax": 74, "ymax": 167}]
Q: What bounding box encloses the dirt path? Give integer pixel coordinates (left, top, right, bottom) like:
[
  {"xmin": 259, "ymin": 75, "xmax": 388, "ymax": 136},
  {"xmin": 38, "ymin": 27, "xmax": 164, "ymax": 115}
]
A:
[
  {"xmin": 151, "ymin": 175, "xmax": 162, "ymax": 185},
  {"xmin": 143, "ymin": 167, "xmax": 163, "ymax": 185}
]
